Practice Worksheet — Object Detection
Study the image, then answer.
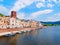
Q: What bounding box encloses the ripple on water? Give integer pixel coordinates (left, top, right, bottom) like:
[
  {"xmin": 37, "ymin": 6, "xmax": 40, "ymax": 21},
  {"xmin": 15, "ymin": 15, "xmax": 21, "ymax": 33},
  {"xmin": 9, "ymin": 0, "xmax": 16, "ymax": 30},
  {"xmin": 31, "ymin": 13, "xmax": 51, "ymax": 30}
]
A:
[{"xmin": 0, "ymin": 26, "xmax": 60, "ymax": 45}]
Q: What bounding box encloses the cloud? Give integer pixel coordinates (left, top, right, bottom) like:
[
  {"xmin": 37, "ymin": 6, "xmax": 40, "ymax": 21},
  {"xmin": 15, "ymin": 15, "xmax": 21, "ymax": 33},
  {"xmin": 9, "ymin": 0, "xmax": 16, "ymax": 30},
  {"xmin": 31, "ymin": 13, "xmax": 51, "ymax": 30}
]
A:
[
  {"xmin": 36, "ymin": 3, "xmax": 45, "ymax": 8},
  {"xmin": 0, "ymin": 5, "xmax": 9, "ymax": 15},
  {"xmin": 45, "ymin": 17, "xmax": 60, "ymax": 22},
  {"xmin": 48, "ymin": 0, "xmax": 60, "ymax": 4},
  {"xmin": 10, "ymin": 0, "xmax": 35, "ymax": 11},
  {"xmin": 48, "ymin": 0, "xmax": 57, "ymax": 2},
  {"xmin": 28, "ymin": 9, "xmax": 53, "ymax": 19},
  {"xmin": 0, "ymin": 0, "xmax": 3, "ymax": 2},
  {"xmin": 10, "ymin": 0, "xmax": 60, "ymax": 12},
  {"xmin": 44, "ymin": 13, "xmax": 60, "ymax": 22},
  {"xmin": 47, "ymin": 3, "xmax": 54, "ymax": 8},
  {"xmin": 17, "ymin": 13, "xmax": 25, "ymax": 19},
  {"xmin": 52, "ymin": 0, "xmax": 57, "ymax": 3},
  {"xmin": 35, "ymin": 0, "xmax": 45, "ymax": 3},
  {"xmin": 35, "ymin": 0, "xmax": 55, "ymax": 9}
]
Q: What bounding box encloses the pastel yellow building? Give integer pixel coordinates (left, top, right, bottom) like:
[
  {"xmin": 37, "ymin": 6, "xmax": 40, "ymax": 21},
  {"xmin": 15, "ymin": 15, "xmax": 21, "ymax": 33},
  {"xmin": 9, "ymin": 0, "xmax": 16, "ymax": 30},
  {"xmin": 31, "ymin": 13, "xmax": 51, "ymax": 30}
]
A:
[
  {"xmin": 31, "ymin": 21, "xmax": 39, "ymax": 28},
  {"xmin": 25, "ymin": 20, "xmax": 31, "ymax": 27}
]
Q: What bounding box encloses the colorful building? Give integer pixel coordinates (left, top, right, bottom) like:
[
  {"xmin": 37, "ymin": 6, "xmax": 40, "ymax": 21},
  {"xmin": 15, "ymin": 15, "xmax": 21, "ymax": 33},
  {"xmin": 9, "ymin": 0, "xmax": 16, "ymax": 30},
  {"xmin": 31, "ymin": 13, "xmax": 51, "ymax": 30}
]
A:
[
  {"xmin": 31, "ymin": 21, "xmax": 39, "ymax": 28},
  {"xmin": 0, "ymin": 11, "xmax": 41, "ymax": 29},
  {"xmin": 0, "ymin": 16, "xmax": 10, "ymax": 28}
]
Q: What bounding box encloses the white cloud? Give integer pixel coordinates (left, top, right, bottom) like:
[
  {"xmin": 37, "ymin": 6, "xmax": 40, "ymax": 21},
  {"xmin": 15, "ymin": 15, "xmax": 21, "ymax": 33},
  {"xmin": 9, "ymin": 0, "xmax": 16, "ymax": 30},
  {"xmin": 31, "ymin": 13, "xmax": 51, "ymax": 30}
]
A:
[
  {"xmin": 28, "ymin": 9, "xmax": 53, "ymax": 19},
  {"xmin": 36, "ymin": 3, "xmax": 45, "ymax": 8},
  {"xmin": 0, "ymin": 5, "xmax": 9, "ymax": 15},
  {"xmin": 17, "ymin": 13, "xmax": 25, "ymax": 19},
  {"xmin": 35, "ymin": 0, "xmax": 45, "ymax": 3},
  {"xmin": 35, "ymin": 0, "xmax": 58, "ymax": 3},
  {"xmin": 0, "ymin": 0, "xmax": 3, "ymax": 2},
  {"xmin": 10, "ymin": 0, "xmax": 35, "ymax": 11},
  {"xmin": 45, "ymin": 17, "xmax": 60, "ymax": 22},
  {"xmin": 47, "ymin": 3, "xmax": 54, "ymax": 8},
  {"xmin": 48, "ymin": 0, "xmax": 60, "ymax": 4},
  {"xmin": 41, "ymin": 0, "xmax": 45, "ymax": 2},
  {"xmin": 10, "ymin": 0, "xmax": 59, "ymax": 12},
  {"xmin": 44, "ymin": 13, "xmax": 60, "ymax": 22},
  {"xmin": 48, "ymin": 0, "xmax": 57, "ymax": 2},
  {"xmin": 48, "ymin": 0, "xmax": 51, "ymax": 2},
  {"xmin": 52, "ymin": 0, "xmax": 57, "ymax": 3}
]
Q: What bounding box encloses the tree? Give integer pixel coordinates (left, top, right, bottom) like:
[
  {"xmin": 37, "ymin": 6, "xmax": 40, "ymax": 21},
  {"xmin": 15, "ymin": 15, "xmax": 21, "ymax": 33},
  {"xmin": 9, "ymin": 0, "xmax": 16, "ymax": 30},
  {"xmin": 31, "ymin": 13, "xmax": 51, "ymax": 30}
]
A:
[{"xmin": 0, "ymin": 13, "xmax": 4, "ymax": 16}]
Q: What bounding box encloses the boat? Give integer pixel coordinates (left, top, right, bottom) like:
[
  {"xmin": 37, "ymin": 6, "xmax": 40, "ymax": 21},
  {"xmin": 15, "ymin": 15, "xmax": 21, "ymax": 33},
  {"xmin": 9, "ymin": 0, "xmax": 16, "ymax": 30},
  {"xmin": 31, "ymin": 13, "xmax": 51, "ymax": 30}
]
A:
[
  {"xmin": 4, "ymin": 33, "xmax": 15, "ymax": 37},
  {"xmin": 21, "ymin": 30, "xmax": 25, "ymax": 33},
  {"xmin": 16, "ymin": 31, "xmax": 22, "ymax": 34},
  {"xmin": 26, "ymin": 30, "xmax": 31, "ymax": 32},
  {"xmin": 18, "ymin": 31, "xmax": 22, "ymax": 33}
]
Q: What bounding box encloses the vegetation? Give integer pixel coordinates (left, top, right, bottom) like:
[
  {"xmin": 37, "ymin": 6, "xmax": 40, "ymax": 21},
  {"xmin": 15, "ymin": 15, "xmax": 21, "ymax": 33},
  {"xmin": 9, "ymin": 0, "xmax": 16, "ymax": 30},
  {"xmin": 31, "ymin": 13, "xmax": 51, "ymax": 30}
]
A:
[
  {"xmin": 0, "ymin": 13, "xmax": 9, "ymax": 17},
  {"xmin": 0, "ymin": 13, "xmax": 4, "ymax": 16},
  {"xmin": 43, "ymin": 24, "xmax": 60, "ymax": 26}
]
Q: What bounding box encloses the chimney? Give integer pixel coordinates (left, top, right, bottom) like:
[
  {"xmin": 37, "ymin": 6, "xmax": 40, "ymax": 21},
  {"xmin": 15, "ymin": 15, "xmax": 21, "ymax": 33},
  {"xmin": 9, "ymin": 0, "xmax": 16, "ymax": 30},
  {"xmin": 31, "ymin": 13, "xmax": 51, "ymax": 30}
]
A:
[{"xmin": 11, "ymin": 11, "xmax": 16, "ymax": 18}]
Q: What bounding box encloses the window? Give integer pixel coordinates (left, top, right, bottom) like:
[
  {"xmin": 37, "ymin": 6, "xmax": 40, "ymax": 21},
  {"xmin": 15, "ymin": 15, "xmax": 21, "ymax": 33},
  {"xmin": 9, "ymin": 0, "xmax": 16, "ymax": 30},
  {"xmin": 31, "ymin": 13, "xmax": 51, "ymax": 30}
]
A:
[
  {"xmin": 0, "ymin": 18, "xmax": 2, "ymax": 20},
  {"xmin": 12, "ymin": 24, "xmax": 14, "ymax": 25},
  {"xmin": 12, "ymin": 20, "xmax": 14, "ymax": 22},
  {"xmin": 1, "ymin": 21, "xmax": 3, "ymax": 22}
]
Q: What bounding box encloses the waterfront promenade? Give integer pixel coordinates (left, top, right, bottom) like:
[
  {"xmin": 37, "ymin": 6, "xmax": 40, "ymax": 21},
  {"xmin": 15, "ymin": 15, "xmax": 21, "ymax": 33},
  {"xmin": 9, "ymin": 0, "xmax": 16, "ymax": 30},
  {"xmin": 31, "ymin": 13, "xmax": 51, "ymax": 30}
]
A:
[{"xmin": 0, "ymin": 26, "xmax": 43, "ymax": 36}]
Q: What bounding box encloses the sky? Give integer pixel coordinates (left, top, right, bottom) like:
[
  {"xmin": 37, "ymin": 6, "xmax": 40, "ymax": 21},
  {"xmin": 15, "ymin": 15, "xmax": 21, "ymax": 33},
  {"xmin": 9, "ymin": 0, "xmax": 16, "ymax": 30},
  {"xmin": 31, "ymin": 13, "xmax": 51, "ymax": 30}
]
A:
[{"xmin": 0, "ymin": 0, "xmax": 60, "ymax": 22}]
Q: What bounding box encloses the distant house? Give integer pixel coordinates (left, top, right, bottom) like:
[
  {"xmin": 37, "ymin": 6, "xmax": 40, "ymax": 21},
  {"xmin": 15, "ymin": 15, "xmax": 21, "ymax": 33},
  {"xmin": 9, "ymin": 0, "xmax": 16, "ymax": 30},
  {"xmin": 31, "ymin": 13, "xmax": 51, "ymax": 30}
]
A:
[
  {"xmin": 30, "ymin": 21, "xmax": 39, "ymax": 28},
  {"xmin": 0, "ymin": 16, "xmax": 10, "ymax": 29}
]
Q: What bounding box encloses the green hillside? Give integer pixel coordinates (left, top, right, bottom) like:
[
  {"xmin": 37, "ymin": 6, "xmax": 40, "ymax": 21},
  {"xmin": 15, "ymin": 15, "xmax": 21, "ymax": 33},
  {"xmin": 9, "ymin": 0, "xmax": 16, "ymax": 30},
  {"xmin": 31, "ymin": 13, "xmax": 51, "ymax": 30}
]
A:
[{"xmin": 0, "ymin": 13, "xmax": 4, "ymax": 16}]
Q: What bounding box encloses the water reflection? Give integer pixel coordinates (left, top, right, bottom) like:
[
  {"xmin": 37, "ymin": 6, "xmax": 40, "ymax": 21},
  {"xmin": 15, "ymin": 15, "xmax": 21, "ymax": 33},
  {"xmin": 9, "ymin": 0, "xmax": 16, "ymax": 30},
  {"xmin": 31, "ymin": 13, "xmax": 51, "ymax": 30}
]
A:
[{"xmin": 0, "ymin": 26, "xmax": 60, "ymax": 45}]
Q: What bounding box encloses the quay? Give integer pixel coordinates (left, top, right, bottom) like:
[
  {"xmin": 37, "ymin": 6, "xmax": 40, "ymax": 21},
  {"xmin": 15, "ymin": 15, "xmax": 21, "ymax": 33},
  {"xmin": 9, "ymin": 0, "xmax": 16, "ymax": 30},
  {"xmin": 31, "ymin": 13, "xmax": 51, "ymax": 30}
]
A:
[{"xmin": 0, "ymin": 27, "xmax": 43, "ymax": 36}]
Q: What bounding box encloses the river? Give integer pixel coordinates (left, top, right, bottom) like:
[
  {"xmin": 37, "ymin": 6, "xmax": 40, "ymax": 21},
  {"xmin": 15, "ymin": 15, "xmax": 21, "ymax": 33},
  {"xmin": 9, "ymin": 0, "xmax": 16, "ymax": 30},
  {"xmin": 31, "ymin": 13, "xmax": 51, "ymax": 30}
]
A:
[{"xmin": 0, "ymin": 26, "xmax": 60, "ymax": 45}]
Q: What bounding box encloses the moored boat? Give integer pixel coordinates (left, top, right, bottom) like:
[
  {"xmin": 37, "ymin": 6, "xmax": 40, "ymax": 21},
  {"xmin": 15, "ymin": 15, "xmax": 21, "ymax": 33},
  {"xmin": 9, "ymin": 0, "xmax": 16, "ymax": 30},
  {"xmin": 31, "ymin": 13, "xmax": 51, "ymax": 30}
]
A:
[{"xmin": 4, "ymin": 32, "xmax": 15, "ymax": 37}]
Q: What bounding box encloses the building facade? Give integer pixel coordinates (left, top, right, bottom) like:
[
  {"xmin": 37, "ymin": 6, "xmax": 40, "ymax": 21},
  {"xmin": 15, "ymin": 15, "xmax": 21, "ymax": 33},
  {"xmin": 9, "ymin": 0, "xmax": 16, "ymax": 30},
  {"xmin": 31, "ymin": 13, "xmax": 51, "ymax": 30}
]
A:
[{"xmin": 0, "ymin": 11, "xmax": 41, "ymax": 29}]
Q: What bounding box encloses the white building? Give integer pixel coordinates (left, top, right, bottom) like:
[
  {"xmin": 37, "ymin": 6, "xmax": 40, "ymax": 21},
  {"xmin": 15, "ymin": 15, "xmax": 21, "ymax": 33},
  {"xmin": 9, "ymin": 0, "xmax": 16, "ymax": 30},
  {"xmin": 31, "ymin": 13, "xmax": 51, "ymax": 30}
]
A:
[
  {"xmin": 9, "ymin": 17, "xmax": 21, "ymax": 28},
  {"xmin": 10, "ymin": 17, "xmax": 16, "ymax": 28},
  {"xmin": 15, "ymin": 19, "xmax": 20, "ymax": 28}
]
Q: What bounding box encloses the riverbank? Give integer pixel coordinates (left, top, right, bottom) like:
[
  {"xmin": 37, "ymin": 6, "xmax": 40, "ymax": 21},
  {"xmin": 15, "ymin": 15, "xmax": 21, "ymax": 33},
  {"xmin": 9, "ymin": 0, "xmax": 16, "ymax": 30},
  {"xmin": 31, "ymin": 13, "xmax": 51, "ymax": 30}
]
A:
[{"xmin": 0, "ymin": 26, "xmax": 44, "ymax": 36}]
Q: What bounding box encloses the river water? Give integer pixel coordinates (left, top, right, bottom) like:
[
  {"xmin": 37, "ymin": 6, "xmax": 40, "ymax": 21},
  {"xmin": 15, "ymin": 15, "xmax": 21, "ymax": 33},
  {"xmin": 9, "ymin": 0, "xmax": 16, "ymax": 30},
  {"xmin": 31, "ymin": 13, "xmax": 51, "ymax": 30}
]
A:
[{"xmin": 0, "ymin": 26, "xmax": 60, "ymax": 45}]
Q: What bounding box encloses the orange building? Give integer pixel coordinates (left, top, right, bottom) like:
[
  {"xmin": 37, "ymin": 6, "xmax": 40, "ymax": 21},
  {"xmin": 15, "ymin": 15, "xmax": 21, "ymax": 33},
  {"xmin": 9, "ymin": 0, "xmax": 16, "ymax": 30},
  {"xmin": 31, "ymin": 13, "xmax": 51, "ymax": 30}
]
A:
[
  {"xmin": 0, "ymin": 16, "xmax": 10, "ymax": 28},
  {"xmin": 0, "ymin": 16, "xmax": 10, "ymax": 26},
  {"xmin": 31, "ymin": 21, "xmax": 39, "ymax": 28}
]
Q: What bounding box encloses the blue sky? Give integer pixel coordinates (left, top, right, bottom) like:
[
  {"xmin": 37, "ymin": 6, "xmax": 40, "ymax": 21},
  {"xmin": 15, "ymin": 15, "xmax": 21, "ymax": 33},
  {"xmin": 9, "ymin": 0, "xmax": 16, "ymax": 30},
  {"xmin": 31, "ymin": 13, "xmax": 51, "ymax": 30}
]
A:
[{"xmin": 0, "ymin": 0, "xmax": 60, "ymax": 22}]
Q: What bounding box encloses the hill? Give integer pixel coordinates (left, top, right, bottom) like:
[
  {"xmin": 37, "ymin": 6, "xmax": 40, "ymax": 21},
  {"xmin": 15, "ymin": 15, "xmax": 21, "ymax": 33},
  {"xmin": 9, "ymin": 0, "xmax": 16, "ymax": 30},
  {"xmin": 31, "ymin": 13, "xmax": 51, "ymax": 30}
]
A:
[
  {"xmin": 0, "ymin": 13, "xmax": 4, "ymax": 16},
  {"xmin": 40, "ymin": 21, "xmax": 60, "ymax": 26},
  {"xmin": 40, "ymin": 21, "xmax": 60, "ymax": 24}
]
